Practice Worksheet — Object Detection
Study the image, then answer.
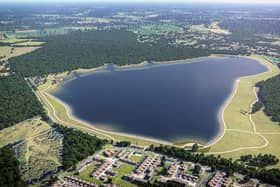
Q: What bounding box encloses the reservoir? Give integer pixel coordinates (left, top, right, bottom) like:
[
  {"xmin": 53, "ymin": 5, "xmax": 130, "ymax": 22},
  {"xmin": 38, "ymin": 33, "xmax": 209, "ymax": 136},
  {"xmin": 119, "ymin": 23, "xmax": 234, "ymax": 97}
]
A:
[{"xmin": 52, "ymin": 57, "xmax": 267, "ymax": 143}]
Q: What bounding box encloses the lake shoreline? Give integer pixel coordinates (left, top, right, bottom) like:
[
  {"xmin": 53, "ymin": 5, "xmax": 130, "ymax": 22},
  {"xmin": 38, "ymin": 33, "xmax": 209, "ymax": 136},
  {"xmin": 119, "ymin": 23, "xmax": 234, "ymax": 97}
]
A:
[
  {"xmin": 205, "ymin": 55, "xmax": 271, "ymax": 147},
  {"xmin": 43, "ymin": 55, "xmax": 268, "ymax": 147}
]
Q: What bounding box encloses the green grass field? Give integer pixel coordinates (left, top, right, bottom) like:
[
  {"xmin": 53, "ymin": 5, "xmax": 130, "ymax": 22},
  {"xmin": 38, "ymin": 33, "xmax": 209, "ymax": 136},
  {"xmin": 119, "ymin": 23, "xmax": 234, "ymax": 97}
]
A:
[
  {"xmin": 208, "ymin": 55, "xmax": 280, "ymax": 168},
  {"xmin": 77, "ymin": 161, "xmax": 136, "ymax": 187},
  {"xmin": 78, "ymin": 163, "xmax": 103, "ymax": 185},
  {"xmin": 112, "ymin": 164, "xmax": 136, "ymax": 187},
  {"xmin": 133, "ymin": 24, "xmax": 183, "ymax": 35},
  {"xmin": 0, "ymin": 117, "xmax": 51, "ymax": 147}
]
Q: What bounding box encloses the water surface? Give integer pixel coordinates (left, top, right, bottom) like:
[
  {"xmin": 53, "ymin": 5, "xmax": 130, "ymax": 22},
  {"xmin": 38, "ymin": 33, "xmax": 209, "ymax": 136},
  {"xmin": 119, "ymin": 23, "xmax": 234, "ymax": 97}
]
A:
[{"xmin": 53, "ymin": 57, "xmax": 267, "ymax": 143}]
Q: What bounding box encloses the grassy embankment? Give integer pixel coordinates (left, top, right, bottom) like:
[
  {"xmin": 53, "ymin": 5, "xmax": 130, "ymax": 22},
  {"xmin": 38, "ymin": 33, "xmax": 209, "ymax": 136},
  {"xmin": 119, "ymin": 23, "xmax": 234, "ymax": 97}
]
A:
[
  {"xmin": 208, "ymin": 55, "xmax": 280, "ymax": 167},
  {"xmin": 37, "ymin": 54, "xmax": 280, "ymax": 165},
  {"xmin": 37, "ymin": 74, "xmax": 163, "ymax": 146},
  {"xmin": 0, "ymin": 117, "xmax": 63, "ymax": 183},
  {"xmin": 36, "ymin": 55, "xmax": 218, "ymax": 146}
]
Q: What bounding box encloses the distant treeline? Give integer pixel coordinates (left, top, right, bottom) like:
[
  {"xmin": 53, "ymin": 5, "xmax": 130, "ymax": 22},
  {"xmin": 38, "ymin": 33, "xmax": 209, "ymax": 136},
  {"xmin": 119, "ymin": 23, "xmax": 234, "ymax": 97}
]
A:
[
  {"xmin": 0, "ymin": 145, "xmax": 25, "ymax": 187},
  {"xmin": 149, "ymin": 144, "xmax": 280, "ymax": 185},
  {"xmin": 9, "ymin": 30, "xmax": 210, "ymax": 77},
  {"xmin": 257, "ymin": 75, "xmax": 280, "ymax": 123},
  {"xmin": 54, "ymin": 124, "xmax": 107, "ymax": 170},
  {"xmin": 0, "ymin": 75, "xmax": 44, "ymax": 130},
  {"xmin": 221, "ymin": 19, "xmax": 280, "ymax": 35}
]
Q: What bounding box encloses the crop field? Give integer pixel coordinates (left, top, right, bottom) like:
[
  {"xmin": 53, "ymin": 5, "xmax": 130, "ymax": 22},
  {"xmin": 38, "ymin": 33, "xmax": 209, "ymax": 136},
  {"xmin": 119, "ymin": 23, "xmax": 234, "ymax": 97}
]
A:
[{"xmin": 0, "ymin": 46, "xmax": 40, "ymax": 61}]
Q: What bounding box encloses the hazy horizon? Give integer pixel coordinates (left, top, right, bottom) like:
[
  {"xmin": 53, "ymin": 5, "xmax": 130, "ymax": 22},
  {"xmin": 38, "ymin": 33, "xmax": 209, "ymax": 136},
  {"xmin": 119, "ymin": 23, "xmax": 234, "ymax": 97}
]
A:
[{"xmin": 0, "ymin": 0, "xmax": 280, "ymax": 4}]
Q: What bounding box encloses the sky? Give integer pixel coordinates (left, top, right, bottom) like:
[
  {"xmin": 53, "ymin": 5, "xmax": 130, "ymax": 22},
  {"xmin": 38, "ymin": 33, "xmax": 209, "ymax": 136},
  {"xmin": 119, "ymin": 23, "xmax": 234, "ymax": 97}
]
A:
[{"xmin": 0, "ymin": 0, "xmax": 280, "ymax": 4}]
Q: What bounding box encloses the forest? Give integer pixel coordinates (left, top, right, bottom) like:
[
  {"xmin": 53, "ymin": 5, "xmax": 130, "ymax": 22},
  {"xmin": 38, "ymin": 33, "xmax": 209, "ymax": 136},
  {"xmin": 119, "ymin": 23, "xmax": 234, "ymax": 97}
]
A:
[
  {"xmin": 148, "ymin": 144, "xmax": 280, "ymax": 185},
  {"xmin": 54, "ymin": 124, "xmax": 107, "ymax": 170},
  {"xmin": 239, "ymin": 154, "xmax": 279, "ymax": 168},
  {"xmin": 257, "ymin": 75, "xmax": 280, "ymax": 123},
  {"xmin": 221, "ymin": 19, "xmax": 280, "ymax": 35},
  {"xmin": 0, "ymin": 75, "xmax": 44, "ymax": 130},
  {"xmin": 0, "ymin": 145, "xmax": 25, "ymax": 187},
  {"xmin": 9, "ymin": 30, "xmax": 210, "ymax": 77}
]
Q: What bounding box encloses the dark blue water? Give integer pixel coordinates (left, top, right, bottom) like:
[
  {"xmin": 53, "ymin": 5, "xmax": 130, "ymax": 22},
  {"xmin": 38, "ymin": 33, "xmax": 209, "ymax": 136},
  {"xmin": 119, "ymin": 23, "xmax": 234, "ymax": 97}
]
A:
[{"xmin": 53, "ymin": 57, "xmax": 267, "ymax": 143}]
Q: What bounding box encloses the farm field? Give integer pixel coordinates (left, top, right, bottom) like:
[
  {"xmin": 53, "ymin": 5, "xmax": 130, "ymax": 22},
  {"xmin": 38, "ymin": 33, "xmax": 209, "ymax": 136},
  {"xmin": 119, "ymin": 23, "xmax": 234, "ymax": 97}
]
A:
[{"xmin": 0, "ymin": 46, "xmax": 40, "ymax": 61}]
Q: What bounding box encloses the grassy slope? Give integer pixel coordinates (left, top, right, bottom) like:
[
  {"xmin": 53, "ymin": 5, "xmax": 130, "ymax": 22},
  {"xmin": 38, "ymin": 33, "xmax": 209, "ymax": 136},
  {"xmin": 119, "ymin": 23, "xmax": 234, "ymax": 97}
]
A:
[
  {"xmin": 209, "ymin": 55, "xmax": 280, "ymax": 167},
  {"xmin": 37, "ymin": 76, "xmax": 162, "ymax": 146},
  {"xmin": 0, "ymin": 117, "xmax": 51, "ymax": 147},
  {"xmin": 0, "ymin": 118, "xmax": 63, "ymax": 182},
  {"xmin": 20, "ymin": 129, "xmax": 63, "ymax": 181}
]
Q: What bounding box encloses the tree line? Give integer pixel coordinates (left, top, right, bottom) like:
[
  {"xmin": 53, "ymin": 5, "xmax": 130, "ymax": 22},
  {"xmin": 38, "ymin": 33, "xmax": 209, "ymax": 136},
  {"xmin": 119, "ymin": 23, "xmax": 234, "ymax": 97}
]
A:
[
  {"xmin": 0, "ymin": 75, "xmax": 44, "ymax": 130},
  {"xmin": 239, "ymin": 154, "xmax": 279, "ymax": 168},
  {"xmin": 221, "ymin": 19, "xmax": 280, "ymax": 35},
  {"xmin": 9, "ymin": 30, "xmax": 210, "ymax": 77},
  {"xmin": 54, "ymin": 124, "xmax": 108, "ymax": 170},
  {"xmin": 257, "ymin": 75, "xmax": 280, "ymax": 123},
  {"xmin": 0, "ymin": 145, "xmax": 25, "ymax": 187},
  {"xmin": 148, "ymin": 144, "xmax": 280, "ymax": 185}
]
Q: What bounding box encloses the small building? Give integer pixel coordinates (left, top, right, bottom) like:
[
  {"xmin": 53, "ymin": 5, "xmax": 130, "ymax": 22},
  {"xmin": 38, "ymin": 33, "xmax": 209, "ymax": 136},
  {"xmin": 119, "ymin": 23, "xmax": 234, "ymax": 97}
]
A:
[{"xmin": 103, "ymin": 150, "xmax": 114, "ymax": 157}]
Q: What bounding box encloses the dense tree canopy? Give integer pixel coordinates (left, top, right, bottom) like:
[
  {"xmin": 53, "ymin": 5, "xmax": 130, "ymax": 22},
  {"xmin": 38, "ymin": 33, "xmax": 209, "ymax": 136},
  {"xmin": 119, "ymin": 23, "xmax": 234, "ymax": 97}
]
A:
[
  {"xmin": 257, "ymin": 75, "xmax": 280, "ymax": 123},
  {"xmin": 9, "ymin": 30, "xmax": 210, "ymax": 77},
  {"xmin": 0, "ymin": 145, "xmax": 25, "ymax": 187},
  {"xmin": 115, "ymin": 141, "xmax": 131, "ymax": 147},
  {"xmin": 251, "ymin": 101, "xmax": 263, "ymax": 114},
  {"xmin": 239, "ymin": 154, "xmax": 279, "ymax": 168},
  {"xmin": 221, "ymin": 19, "xmax": 280, "ymax": 35},
  {"xmin": 0, "ymin": 75, "xmax": 44, "ymax": 130},
  {"xmin": 54, "ymin": 124, "xmax": 107, "ymax": 170}
]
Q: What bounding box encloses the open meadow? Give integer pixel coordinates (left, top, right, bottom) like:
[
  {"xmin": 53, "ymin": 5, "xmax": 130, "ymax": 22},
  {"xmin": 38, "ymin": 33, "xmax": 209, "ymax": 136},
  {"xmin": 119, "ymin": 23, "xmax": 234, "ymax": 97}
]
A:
[{"xmin": 208, "ymin": 55, "xmax": 280, "ymax": 168}]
